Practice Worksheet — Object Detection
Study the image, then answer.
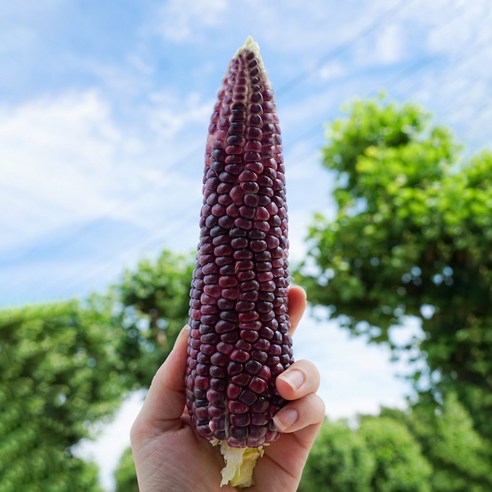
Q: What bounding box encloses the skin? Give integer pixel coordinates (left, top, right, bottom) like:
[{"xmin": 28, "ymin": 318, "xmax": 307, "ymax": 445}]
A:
[{"xmin": 130, "ymin": 286, "xmax": 325, "ymax": 492}]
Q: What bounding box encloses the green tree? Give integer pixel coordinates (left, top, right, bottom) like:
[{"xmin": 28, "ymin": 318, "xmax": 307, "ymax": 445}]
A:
[
  {"xmin": 301, "ymin": 96, "xmax": 492, "ymax": 440},
  {"xmin": 0, "ymin": 249, "xmax": 194, "ymax": 491},
  {"xmin": 113, "ymin": 249, "xmax": 194, "ymax": 386},
  {"xmin": 114, "ymin": 447, "xmax": 138, "ymax": 492},
  {"xmin": 299, "ymin": 420, "xmax": 375, "ymax": 492},
  {"xmin": 409, "ymin": 394, "xmax": 491, "ymax": 491},
  {"xmin": 0, "ymin": 300, "xmax": 120, "ymax": 491},
  {"xmin": 359, "ymin": 417, "xmax": 432, "ymax": 492}
]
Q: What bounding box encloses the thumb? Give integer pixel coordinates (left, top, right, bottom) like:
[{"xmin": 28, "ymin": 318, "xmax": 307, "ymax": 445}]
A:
[{"xmin": 131, "ymin": 325, "xmax": 190, "ymax": 439}]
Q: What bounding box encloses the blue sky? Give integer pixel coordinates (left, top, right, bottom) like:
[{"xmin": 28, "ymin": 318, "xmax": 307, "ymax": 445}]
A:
[
  {"xmin": 3, "ymin": 0, "xmax": 492, "ymax": 307},
  {"xmin": 2, "ymin": 0, "xmax": 492, "ymax": 489}
]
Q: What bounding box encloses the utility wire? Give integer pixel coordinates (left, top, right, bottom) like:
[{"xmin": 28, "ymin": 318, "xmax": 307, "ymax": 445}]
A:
[
  {"xmin": 61, "ymin": 0, "xmax": 412, "ymax": 253},
  {"xmin": 275, "ymin": 0, "xmax": 413, "ymax": 97},
  {"xmin": 52, "ymin": 131, "xmax": 323, "ymax": 296},
  {"xmin": 26, "ymin": 0, "xmax": 414, "ymax": 278},
  {"xmin": 33, "ymin": 1, "xmax": 492, "ymax": 296},
  {"xmin": 44, "ymin": 28, "xmax": 492, "ymax": 296}
]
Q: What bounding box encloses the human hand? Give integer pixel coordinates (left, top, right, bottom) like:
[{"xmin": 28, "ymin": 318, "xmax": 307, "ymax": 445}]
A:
[{"xmin": 130, "ymin": 286, "xmax": 325, "ymax": 492}]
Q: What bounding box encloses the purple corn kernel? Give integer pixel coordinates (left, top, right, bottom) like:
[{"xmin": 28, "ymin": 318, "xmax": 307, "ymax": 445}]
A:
[{"xmin": 185, "ymin": 37, "xmax": 291, "ymax": 450}]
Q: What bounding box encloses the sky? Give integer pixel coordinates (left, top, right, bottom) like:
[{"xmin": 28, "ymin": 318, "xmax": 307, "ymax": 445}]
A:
[{"xmin": 2, "ymin": 0, "xmax": 492, "ymax": 489}]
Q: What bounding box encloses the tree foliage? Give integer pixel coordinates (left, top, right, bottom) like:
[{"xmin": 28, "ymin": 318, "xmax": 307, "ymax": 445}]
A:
[
  {"xmin": 301, "ymin": 96, "xmax": 492, "ymax": 439},
  {"xmin": 0, "ymin": 300, "xmax": 118, "ymax": 491},
  {"xmin": 301, "ymin": 402, "xmax": 492, "ymax": 492},
  {"xmin": 382, "ymin": 394, "xmax": 492, "ymax": 491},
  {"xmin": 0, "ymin": 249, "xmax": 193, "ymax": 491},
  {"xmin": 114, "ymin": 447, "xmax": 138, "ymax": 492},
  {"xmin": 113, "ymin": 249, "xmax": 194, "ymax": 386},
  {"xmin": 300, "ymin": 417, "xmax": 432, "ymax": 492},
  {"xmin": 359, "ymin": 416, "xmax": 432, "ymax": 492},
  {"xmin": 299, "ymin": 420, "xmax": 375, "ymax": 492},
  {"xmin": 4, "ymin": 93, "xmax": 492, "ymax": 489}
]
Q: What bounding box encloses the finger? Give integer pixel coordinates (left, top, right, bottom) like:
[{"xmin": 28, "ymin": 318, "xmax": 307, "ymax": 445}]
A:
[
  {"xmin": 131, "ymin": 325, "xmax": 189, "ymax": 441},
  {"xmin": 276, "ymin": 359, "xmax": 320, "ymax": 401},
  {"xmin": 273, "ymin": 393, "xmax": 325, "ymax": 434},
  {"xmin": 287, "ymin": 285, "xmax": 307, "ymax": 336}
]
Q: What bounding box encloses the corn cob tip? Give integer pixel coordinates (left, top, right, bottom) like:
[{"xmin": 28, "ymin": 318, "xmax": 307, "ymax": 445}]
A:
[
  {"xmin": 219, "ymin": 442, "xmax": 264, "ymax": 488},
  {"xmin": 234, "ymin": 36, "xmax": 264, "ymax": 70}
]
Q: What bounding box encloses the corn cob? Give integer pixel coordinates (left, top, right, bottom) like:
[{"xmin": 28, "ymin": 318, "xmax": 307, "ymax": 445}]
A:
[{"xmin": 185, "ymin": 36, "xmax": 292, "ymax": 488}]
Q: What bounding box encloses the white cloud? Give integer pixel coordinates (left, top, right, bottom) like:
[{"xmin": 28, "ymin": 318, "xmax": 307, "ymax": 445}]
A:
[
  {"xmin": 0, "ymin": 24, "xmax": 35, "ymax": 53},
  {"xmin": 157, "ymin": 0, "xmax": 228, "ymax": 43},
  {"xmin": 319, "ymin": 61, "xmax": 345, "ymax": 81},
  {"xmin": 146, "ymin": 90, "xmax": 213, "ymax": 139},
  {"xmin": 424, "ymin": 0, "xmax": 487, "ymax": 54},
  {"xmin": 0, "ymin": 92, "xmax": 122, "ymax": 250},
  {"xmin": 0, "ymin": 88, "xmax": 209, "ymax": 221},
  {"xmin": 352, "ymin": 21, "xmax": 405, "ymax": 69},
  {"xmin": 375, "ymin": 24, "xmax": 403, "ymax": 64},
  {"xmin": 0, "ymin": 88, "xmax": 207, "ymax": 293},
  {"xmin": 242, "ymin": 0, "xmax": 380, "ymax": 56},
  {"xmin": 288, "ymin": 211, "xmax": 314, "ymax": 263},
  {"xmin": 392, "ymin": 18, "xmax": 492, "ymax": 148},
  {"xmin": 4, "ymin": 1, "xmax": 490, "ymax": 299}
]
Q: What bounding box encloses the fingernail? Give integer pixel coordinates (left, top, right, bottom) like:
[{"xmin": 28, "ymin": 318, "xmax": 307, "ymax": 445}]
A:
[
  {"xmin": 281, "ymin": 369, "xmax": 305, "ymax": 391},
  {"xmin": 273, "ymin": 408, "xmax": 298, "ymax": 431}
]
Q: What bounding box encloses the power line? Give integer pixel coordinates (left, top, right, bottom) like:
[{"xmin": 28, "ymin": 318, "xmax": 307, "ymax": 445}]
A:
[
  {"xmin": 11, "ymin": 0, "xmax": 413, "ymax": 270},
  {"xmin": 268, "ymin": 7, "xmax": 487, "ymax": 159},
  {"xmin": 393, "ymin": 30, "xmax": 492, "ymax": 99},
  {"xmin": 56, "ymin": 206, "xmax": 201, "ymax": 296},
  {"xmin": 25, "ymin": 2, "xmax": 415, "ymax": 292},
  {"xmin": 437, "ymin": 40, "xmax": 492, "ymax": 122},
  {"xmin": 27, "ymin": 1, "xmax": 492, "ymax": 298},
  {"xmin": 41, "ymin": 26, "xmax": 492, "ymax": 297},
  {"xmin": 30, "ymin": 0, "xmax": 414, "ymax": 268},
  {"xmin": 12, "ymin": 141, "xmax": 204, "ymax": 261},
  {"xmin": 275, "ymin": 0, "xmax": 414, "ymax": 97},
  {"xmin": 48, "ymin": 131, "xmax": 324, "ymax": 296}
]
